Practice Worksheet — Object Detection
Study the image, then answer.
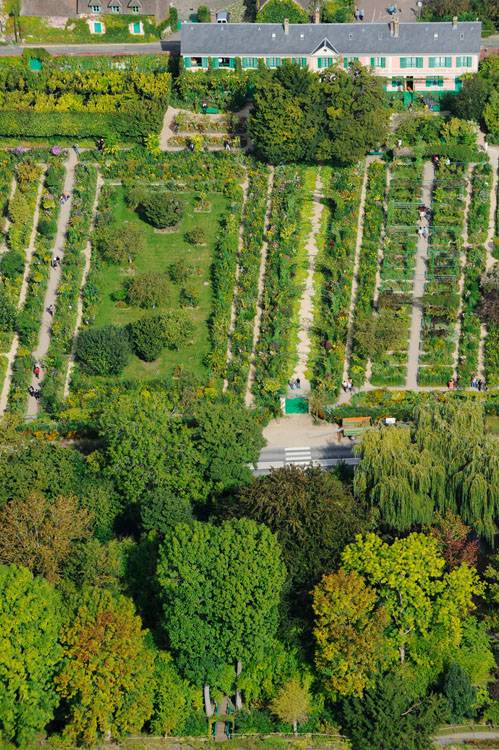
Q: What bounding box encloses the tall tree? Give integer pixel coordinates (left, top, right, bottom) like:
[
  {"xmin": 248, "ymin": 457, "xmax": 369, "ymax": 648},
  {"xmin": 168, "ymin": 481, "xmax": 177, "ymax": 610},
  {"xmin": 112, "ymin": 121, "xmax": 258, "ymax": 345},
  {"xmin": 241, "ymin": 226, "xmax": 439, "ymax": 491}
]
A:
[
  {"xmin": 313, "ymin": 569, "xmax": 388, "ymax": 697},
  {"xmin": 150, "ymin": 652, "xmax": 197, "ymax": 737},
  {"xmin": 157, "ymin": 519, "xmax": 286, "ymax": 709},
  {"xmin": 354, "ymin": 400, "xmax": 499, "ymax": 540},
  {"xmin": 55, "ymin": 587, "xmax": 154, "ymax": 744},
  {"xmin": 342, "ymin": 533, "xmax": 482, "ymax": 666},
  {"xmin": 425, "ymin": 511, "xmax": 478, "ymax": 570},
  {"xmin": 0, "ymin": 493, "xmax": 91, "ymax": 582},
  {"xmin": 0, "ymin": 564, "xmax": 61, "ymax": 745},
  {"xmin": 230, "ymin": 466, "xmax": 368, "ymax": 596},
  {"xmin": 270, "ymin": 676, "xmax": 312, "ymax": 735}
]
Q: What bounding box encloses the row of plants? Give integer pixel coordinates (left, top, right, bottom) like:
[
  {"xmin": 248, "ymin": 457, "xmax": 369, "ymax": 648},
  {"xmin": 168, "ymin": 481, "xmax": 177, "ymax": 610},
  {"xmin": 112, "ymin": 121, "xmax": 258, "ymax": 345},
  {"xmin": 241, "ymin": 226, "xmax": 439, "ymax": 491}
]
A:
[
  {"xmin": 40, "ymin": 164, "xmax": 99, "ymax": 415},
  {"xmin": 370, "ymin": 158, "xmax": 423, "ymax": 386},
  {"xmin": 206, "ymin": 183, "xmax": 244, "ymax": 380},
  {"xmin": 226, "ymin": 165, "xmax": 269, "ymax": 397},
  {"xmin": 484, "ymin": 159, "xmax": 498, "ymax": 386},
  {"xmin": 457, "ymin": 161, "xmax": 492, "ymax": 384},
  {"xmin": 0, "ymin": 151, "xmax": 13, "ymax": 236},
  {"xmin": 252, "ymin": 165, "xmax": 306, "ymax": 411},
  {"xmin": 418, "ymin": 160, "xmax": 468, "ymax": 386},
  {"xmin": 311, "ymin": 164, "xmax": 363, "ymax": 399},
  {"xmin": 173, "ymin": 69, "xmax": 255, "ymax": 111},
  {"xmin": 173, "ymin": 112, "xmax": 244, "ymax": 135},
  {"xmin": 7, "ymin": 159, "xmax": 66, "ymax": 414},
  {"xmin": 348, "ymin": 160, "xmax": 386, "ymax": 387},
  {"xmin": 168, "ymin": 134, "xmax": 243, "ymax": 150}
]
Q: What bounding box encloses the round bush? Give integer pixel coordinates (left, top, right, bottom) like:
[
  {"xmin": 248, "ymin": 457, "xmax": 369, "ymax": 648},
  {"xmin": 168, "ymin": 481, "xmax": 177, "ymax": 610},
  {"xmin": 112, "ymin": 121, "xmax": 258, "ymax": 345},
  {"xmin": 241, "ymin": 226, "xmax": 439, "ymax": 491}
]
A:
[
  {"xmin": 38, "ymin": 217, "xmax": 57, "ymax": 239},
  {"xmin": 180, "ymin": 284, "xmax": 200, "ymax": 308},
  {"xmin": 126, "ymin": 273, "xmax": 170, "ymax": 309},
  {"xmin": 75, "ymin": 325, "xmax": 130, "ymax": 375},
  {"xmin": 0, "ymin": 250, "xmax": 24, "ymax": 279},
  {"xmin": 168, "ymin": 259, "xmax": 193, "ymax": 284},
  {"xmin": 184, "ymin": 227, "xmax": 207, "ymax": 245},
  {"xmin": 94, "ymin": 222, "xmax": 145, "ymax": 265},
  {"xmin": 129, "ymin": 315, "xmax": 167, "ymax": 361},
  {"xmin": 140, "ymin": 193, "xmax": 184, "ymax": 229}
]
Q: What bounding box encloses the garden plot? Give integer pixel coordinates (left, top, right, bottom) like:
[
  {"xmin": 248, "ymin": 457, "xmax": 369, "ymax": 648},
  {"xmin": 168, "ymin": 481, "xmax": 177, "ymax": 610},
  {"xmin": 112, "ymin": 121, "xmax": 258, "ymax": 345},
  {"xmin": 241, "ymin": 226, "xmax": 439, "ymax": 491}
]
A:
[
  {"xmin": 74, "ymin": 182, "xmax": 236, "ymax": 387},
  {"xmin": 370, "ymin": 159, "xmax": 423, "ymax": 387},
  {"xmin": 165, "ymin": 110, "xmax": 246, "ymax": 152},
  {"xmin": 418, "ymin": 161, "xmax": 468, "ymax": 386}
]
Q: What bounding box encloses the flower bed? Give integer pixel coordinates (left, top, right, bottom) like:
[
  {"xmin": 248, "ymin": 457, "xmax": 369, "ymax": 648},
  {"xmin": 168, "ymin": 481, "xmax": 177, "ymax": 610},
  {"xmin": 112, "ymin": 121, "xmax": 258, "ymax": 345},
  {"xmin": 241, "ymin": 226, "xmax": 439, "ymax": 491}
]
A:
[
  {"xmin": 225, "ymin": 165, "xmax": 269, "ymax": 397},
  {"xmin": 252, "ymin": 165, "xmax": 305, "ymax": 411},
  {"xmin": 457, "ymin": 161, "xmax": 491, "ymax": 384},
  {"xmin": 349, "ymin": 161, "xmax": 386, "ymax": 387},
  {"xmin": 370, "ymin": 158, "xmax": 423, "ymax": 387},
  {"xmin": 0, "ymin": 152, "xmax": 14, "ymax": 235},
  {"xmin": 206, "ymin": 183, "xmax": 244, "ymax": 379},
  {"xmin": 8, "ymin": 158, "xmax": 65, "ymax": 414},
  {"xmin": 40, "ymin": 164, "xmax": 98, "ymax": 414},
  {"xmin": 311, "ymin": 165, "xmax": 363, "ymax": 398},
  {"xmin": 168, "ymin": 134, "xmax": 242, "ymax": 150},
  {"xmin": 174, "ymin": 112, "xmax": 244, "ymax": 135},
  {"xmin": 418, "ymin": 160, "xmax": 468, "ymax": 386}
]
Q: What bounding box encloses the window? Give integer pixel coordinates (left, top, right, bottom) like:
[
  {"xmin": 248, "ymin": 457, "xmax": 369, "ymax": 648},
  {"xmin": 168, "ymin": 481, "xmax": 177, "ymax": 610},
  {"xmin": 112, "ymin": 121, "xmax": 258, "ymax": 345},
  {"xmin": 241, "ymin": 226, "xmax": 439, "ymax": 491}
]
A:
[
  {"xmin": 400, "ymin": 57, "xmax": 423, "ymax": 68},
  {"xmin": 90, "ymin": 4, "xmax": 101, "ymax": 10},
  {"xmin": 391, "ymin": 78, "xmax": 403, "ymax": 88},
  {"xmin": 318, "ymin": 57, "xmax": 334, "ymax": 68},
  {"xmin": 291, "ymin": 57, "xmax": 307, "ymax": 67},
  {"xmin": 131, "ymin": 4, "xmax": 140, "ymax": 11},
  {"xmin": 343, "ymin": 56, "xmax": 359, "ymax": 68},
  {"xmin": 218, "ymin": 57, "xmax": 234, "ymax": 68},
  {"xmin": 429, "ymin": 56, "xmax": 452, "ymax": 67},
  {"xmin": 265, "ymin": 57, "xmax": 282, "ymax": 68},
  {"xmin": 426, "ymin": 76, "xmax": 444, "ymax": 87},
  {"xmin": 242, "ymin": 57, "xmax": 258, "ymax": 69},
  {"xmin": 370, "ymin": 56, "xmax": 386, "ymax": 68},
  {"xmin": 456, "ymin": 56, "xmax": 472, "ymax": 67},
  {"xmin": 110, "ymin": 4, "xmax": 121, "ymax": 11}
]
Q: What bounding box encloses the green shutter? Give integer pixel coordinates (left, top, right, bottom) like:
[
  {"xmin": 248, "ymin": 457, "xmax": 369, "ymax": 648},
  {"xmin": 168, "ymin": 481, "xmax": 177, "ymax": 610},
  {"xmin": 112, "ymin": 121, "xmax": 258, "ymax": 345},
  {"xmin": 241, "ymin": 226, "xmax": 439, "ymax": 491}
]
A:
[
  {"xmin": 400, "ymin": 58, "xmax": 406, "ymax": 68},
  {"xmin": 343, "ymin": 57, "xmax": 348, "ymax": 69},
  {"xmin": 429, "ymin": 57, "xmax": 436, "ymax": 67},
  {"xmin": 416, "ymin": 57, "xmax": 423, "ymax": 68},
  {"xmin": 370, "ymin": 56, "xmax": 375, "ymax": 67},
  {"xmin": 201, "ymin": 57, "xmax": 208, "ymax": 68},
  {"xmin": 456, "ymin": 56, "xmax": 461, "ymax": 67},
  {"xmin": 302, "ymin": 57, "xmax": 307, "ymax": 67},
  {"xmin": 183, "ymin": 56, "xmax": 191, "ymax": 68},
  {"xmin": 229, "ymin": 57, "xmax": 235, "ymax": 69},
  {"xmin": 211, "ymin": 57, "xmax": 219, "ymax": 69},
  {"xmin": 445, "ymin": 57, "xmax": 451, "ymax": 67},
  {"xmin": 381, "ymin": 57, "xmax": 386, "ymax": 68}
]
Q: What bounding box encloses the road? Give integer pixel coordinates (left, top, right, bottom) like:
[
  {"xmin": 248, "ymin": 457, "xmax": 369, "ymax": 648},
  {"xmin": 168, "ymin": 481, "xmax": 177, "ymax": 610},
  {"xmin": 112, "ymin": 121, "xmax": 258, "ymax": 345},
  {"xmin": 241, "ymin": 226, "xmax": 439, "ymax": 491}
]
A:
[{"xmin": 254, "ymin": 444, "xmax": 358, "ymax": 475}]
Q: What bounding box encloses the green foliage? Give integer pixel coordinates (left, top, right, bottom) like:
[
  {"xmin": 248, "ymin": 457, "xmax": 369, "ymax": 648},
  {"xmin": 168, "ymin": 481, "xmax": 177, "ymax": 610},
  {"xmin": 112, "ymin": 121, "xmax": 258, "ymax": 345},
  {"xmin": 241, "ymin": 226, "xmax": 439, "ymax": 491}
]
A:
[
  {"xmin": 75, "ymin": 324, "xmax": 131, "ymax": 375},
  {"xmin": 126, "ymin": 272, "xmax": 170, "ymax": 309},
  {"xmin": 157, "ymin": 519, "xmax": 286, "ymax": 691},
  {"xmin": 94, "ymin": 221, "xmax": 145, "ymax": 265},
  {"xmin": 270, "ymin": 676, "xmax": 312, "ymax": 734},
  {"xmin": 139, "ymin": 193, "xmax": 184, "ymax": 229},
  {"xmin": 256, "ymin": 0, "xmax": 309, "ymax": 22},
  {"xmin": 197, "ymin": 4, "xmax": 210, "ymax": 21},
  {"xmin": 179, "ymin": 283, "xmax": 200, "ymax": 308},
  {"xmin": 184, "ymin": 227, "xmax": 207, "ymax": 245},
  {"xmin": 56, "ymin": 587, "xmax": 154, "ymax": 744},
  {"xmin": 0, "ymin": 293, "xmax": 16, "ymax": 332},
  {"xmin": 151, "ymin": 652, "xmax": 197, "ymax": 736},
  {"xmin": 0, "ymin": 564, "xmax": 61, "ymax": 745},
  {"xmin": 443, "ymin": 663, "xmax": 476, "ymax": 721},
  {"xmin": 128, "ymin": 311, "xmax": 194, "ymax": 361},
  {"xmin": 0, "ymin": 249, "xmax": 23, "ymax": 279},
  {"xmin": 168, "ymin": 258, "xmax": 194, "ymax": 283}
]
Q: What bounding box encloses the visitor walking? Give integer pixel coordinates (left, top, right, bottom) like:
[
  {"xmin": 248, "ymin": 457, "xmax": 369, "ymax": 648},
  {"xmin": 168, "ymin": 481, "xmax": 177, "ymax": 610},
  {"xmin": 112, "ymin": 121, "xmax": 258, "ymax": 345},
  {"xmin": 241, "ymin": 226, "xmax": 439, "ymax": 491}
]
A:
[
  {"xmin": 354, "ymin": 7, "xmax": 360, "ymax": 19},
  {"xmin": 33, "ymin": 364, "xmax": 41, "ymax": 379},
  {"xmin": 359, "ymin": 8, "xmax": 365, "ymax": 20},
  {"xmin": 47, "ymin": 304, "xmax": 54, "ymax": 316}
]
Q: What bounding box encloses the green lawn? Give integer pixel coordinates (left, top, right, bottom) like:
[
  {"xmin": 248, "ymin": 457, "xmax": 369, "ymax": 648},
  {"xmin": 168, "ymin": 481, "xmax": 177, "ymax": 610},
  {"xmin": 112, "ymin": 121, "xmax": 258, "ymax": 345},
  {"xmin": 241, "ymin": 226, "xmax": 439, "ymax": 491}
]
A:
[{"xmin": 91, "ymin": 186, "xmax": 229, "ymax": 382}]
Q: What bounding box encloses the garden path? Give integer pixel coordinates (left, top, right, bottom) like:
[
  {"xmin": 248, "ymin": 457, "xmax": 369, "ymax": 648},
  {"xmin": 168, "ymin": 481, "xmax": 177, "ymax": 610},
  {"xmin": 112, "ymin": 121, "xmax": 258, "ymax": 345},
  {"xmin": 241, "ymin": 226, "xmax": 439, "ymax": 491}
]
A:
[
  {"xmin": 452, "ymin": 163, "xmax": 474, "ymax": 381},
  {"xmin": 26, "ymin": 150, "xmax": 77, "ymax": 419},
  {"xmin": 477, "ymin": 144, "xmax": 499, "ymax": 379},
  {"xmin": 0, "ymin": 177, "xmax": 16, "ymax": 254},
  {"xmin": 337, "ymin": 157, "xmax": 373, "ymax": 405},
  {"xmin": 223, "ymin": 171, "xmax": 249, "ymax": 392},
  {"xmin": 364, "ymin": 164, "xmax": 391, "ymax": 388},
  {"xmin": 63, "ymin": 172, "xmax": 103, "ymax": 400},
  {"xmin": 405, "ymin": 159, "xmax": 434, "ymax": 389},
  {"xmin": 245, "ymin": 167, "xmax": 274, "ymax": 408},
  {"xmin": 289, "ymin": 171, "xmax": 324, "ymax": 395},
  {"xmin": 0, "ymin": 169, "xmax": 46, "ymax": 417}
]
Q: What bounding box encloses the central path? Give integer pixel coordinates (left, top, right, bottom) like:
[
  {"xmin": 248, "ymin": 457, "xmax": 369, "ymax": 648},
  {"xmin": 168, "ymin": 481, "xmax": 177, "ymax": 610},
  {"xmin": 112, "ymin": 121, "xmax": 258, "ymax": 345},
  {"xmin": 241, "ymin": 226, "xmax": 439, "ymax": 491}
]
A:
[
  {"xmin": 405, "ymin": 160, "xmax": 434, "ymax": 389},
  {"xmin": 477, "ymin": 144, "xmax": 499, "ymax": 379},
  {"xmin": 289, "ymin": 171, "xmax": 324, "ymax": 395},
  {"xmin": 26, "ymin": 150, "xmax": 77, "ymax": 419}
]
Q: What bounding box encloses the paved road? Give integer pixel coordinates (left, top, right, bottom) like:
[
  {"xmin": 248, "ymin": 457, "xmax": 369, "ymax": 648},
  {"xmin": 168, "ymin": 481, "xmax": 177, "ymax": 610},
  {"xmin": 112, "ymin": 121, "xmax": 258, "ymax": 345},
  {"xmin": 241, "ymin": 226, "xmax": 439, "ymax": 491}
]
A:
[{"xmin": 254, "ymin": 444, "xmax": 358, "ymax": 475}]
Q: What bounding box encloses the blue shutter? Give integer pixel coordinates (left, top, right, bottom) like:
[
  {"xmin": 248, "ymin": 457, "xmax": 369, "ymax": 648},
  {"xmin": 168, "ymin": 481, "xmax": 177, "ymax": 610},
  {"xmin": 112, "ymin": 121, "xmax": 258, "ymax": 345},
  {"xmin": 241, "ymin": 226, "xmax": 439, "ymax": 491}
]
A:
[{"xmin": 183, "ymin": 56, "xmax": 191, "ymax": 68}]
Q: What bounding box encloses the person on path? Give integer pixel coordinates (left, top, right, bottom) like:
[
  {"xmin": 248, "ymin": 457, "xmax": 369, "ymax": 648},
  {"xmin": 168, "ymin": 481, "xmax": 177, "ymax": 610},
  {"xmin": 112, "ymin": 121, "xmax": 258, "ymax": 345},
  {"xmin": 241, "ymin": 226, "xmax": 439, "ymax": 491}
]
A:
[
  {"xmin": 296, "ymin": 377, "xmax": 301, "ymax": 389},
  {"xmin": 347, "ymin": 379, "xmax": 353, "ymax": 392},
  {"xmin": 359, "ymin": 8, "xmax": 364, "ymax": 19},
  {"xmin": 47, "ymin": 304, "xmax": 54, "ymax": 316},
  {"xmin": 355, "ymin": 7, "xmax": 360, "ymax": 19},
  {"xmin": 342, "ymin": 379, "xmax": 348, "ymax": 392},
  {"xmin": 28, "ymin": 385, "xmax": 35, "ymax": 397},
  {"xmin": 34, "ymin": 364, "xmax": 41, "ymax": 379}
]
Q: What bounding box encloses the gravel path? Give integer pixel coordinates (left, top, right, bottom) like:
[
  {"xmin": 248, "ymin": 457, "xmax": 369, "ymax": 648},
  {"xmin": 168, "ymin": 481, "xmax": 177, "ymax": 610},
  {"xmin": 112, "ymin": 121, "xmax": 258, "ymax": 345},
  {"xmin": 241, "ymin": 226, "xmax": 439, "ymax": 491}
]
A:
[
  {"xmin": 0, "ymin": 169, "xmax": 46, "ymax": 417},
  {"xmin": 406, "ymin": 159, "xmax": 434, "ymax": 389},
  {"xmin": 26, "ymin": 151, "xmax": 77, "ymax": 419},
  {"xmin": 63, "ymin": 172, "xmax": 103, "ymax": 400},
  {"xmin": 452, "ymin": 163, "xmax": 474, "ymax": 381},
  {"xmin": 245, "ymin": 167, "xmax": 274, "ymax": 408},
  {"xmin": 290, "ymin": 170, "xmax": 324, "ymax": 395},
  {"xmin": 477, "ymin": 144, "xmax": 499, "ymax": 379}
]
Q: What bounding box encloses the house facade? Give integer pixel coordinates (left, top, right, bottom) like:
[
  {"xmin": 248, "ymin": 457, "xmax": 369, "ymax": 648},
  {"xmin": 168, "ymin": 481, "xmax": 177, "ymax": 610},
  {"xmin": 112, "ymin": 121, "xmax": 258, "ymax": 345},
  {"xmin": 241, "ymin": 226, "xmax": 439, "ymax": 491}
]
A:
[
  {"xmin": 20, "ymin": 0, "xmax": 169, "ymax": 21},
  {"xmin": 180, "ymin": 19, "xmax": 481, "ymax": 93}
]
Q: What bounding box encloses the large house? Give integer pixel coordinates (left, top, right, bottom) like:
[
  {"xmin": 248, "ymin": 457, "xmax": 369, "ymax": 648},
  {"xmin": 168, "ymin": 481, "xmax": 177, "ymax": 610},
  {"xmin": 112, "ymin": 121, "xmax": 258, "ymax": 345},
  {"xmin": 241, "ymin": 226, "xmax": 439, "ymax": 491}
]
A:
[
  {"xmin": 180, "ymin": 18, "xmax": 481, "ymax": 93},
  {"xmin": 20, "ymin": 0, "xmax": 168, "ymax": 21}
]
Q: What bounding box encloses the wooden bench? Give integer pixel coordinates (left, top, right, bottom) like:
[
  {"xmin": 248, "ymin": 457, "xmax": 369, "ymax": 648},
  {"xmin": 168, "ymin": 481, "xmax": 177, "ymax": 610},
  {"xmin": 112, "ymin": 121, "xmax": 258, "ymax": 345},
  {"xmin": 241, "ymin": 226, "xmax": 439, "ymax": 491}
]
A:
[{"xmin": 341, "ymin": 416, "xmax": 371, "ymax": 439}]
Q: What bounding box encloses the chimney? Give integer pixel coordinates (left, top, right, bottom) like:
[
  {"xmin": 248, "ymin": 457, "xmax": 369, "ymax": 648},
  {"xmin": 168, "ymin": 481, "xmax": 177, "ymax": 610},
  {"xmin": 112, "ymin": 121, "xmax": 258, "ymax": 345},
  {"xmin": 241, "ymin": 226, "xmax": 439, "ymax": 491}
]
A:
[
  {"xmin": 314, "ymin": 7, "xmax": 320, "ymax": 23},
  {"xmin": 452, "ymin": 15, "xmax": 458, "ymax": 29},
  {"xmin": 390, "ymin": 16, "xmax": 399, "ymax": 37},
  {"xmin": 210, "ymin": 8, "xmax": 216, "ymax": 22},
  {"xmin": 284, "ymin": 17, "xmax": 289, "ymax": 33}
]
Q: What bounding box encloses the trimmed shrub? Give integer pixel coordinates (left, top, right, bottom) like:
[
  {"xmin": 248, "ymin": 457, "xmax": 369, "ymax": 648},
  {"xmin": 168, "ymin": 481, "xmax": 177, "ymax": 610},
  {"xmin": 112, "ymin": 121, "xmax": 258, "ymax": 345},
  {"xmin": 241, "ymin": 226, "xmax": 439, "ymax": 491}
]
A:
[
  {"xmin": 179, "ymin": 284, "xmax": 200, "ymax": 308},
  {"xmin": 139, "ymin": 193, "xmax": 184, "ymax": 229},
  {"xmin": 129, "ymin": 315, "xmax": 168, "ymax": 361},
  {"xmin": 126, "ymin": 273, "xmax": 170, "ymax": 309},
  {"xmin": 0, "ymin": 250, "xmax": 24, "ymax": 279},
  {"xmin": 168, "ymin": 259, "xmax": 193, "ymax": 284},
  {"xmin": 184, "ymin": 227, "xmax": 207, "ymax": 245},
  {"xmin": 197, "ymin": 4, "xmax": 210, "ymax": 21},
  {"xmin": 45, "ymin": 165, "xmax": 62, "ymax": 195},
  {"xmin": 0, "ymin": 293, "xmax": 17, "ymax": 331},
  {"xmin": 94, "ymin": 222, "xmax": 145, "ymax": 265},
  {"xmin": 75, "ymin": 325, "xmax": 130, "ymax": 375},
  {"xmin": 37, "ymin": 217, "xmax": 57, "ymax": 239}
]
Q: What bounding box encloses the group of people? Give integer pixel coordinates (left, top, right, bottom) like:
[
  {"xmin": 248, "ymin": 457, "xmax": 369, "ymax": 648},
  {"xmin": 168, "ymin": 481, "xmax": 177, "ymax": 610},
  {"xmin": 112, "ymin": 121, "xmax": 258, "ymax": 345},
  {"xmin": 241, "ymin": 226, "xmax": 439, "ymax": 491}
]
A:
[
  {"xmin": 354, "ymin": 7, "xmax": 365, "ymax": 20},
  {"xmin": 29, "ymin": 364, "xmax": 42, "ymax": 398},
  {"xmin": 51, "ymin": 256, "xmax": 61, "ymax": 269},
  {"xmin": 470, "ymin": 375, "xmax": 487, "ymax": 391},
  {"xmin": 432, "ymin": 155, "xmax": 452, "ymax": 166},
  {"xmin": 59, "ymin": 193, "xmax": 71, "ymax": 205},
  {"xmin": 341, "ymin": 379, "xmax": 354, "ymax": 393},
  {"xmin": 289, "ymin": 377, "xmax": 302, "ymax": 390},
  {"xmin": 417, "ymin": 225, "xmax": 429, "ymax": 239},
  {"xmin": 27, "ymin": 385, "xmax": 41, "ymax": 400}
]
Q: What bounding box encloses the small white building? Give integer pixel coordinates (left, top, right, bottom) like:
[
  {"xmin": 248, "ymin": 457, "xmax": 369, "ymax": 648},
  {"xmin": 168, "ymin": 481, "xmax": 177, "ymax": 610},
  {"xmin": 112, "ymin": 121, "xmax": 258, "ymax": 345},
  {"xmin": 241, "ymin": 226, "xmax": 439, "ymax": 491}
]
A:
[{"xmin": 180, "ymin": 18, "xmax": 481, "ymax": 94}]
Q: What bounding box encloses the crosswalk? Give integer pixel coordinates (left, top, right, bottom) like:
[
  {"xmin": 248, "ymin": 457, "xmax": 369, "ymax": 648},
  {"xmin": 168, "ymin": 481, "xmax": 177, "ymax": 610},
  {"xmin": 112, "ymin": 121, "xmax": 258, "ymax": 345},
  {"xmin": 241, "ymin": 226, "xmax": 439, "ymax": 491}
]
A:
[{"xmin": 284, "ymin": 446, "xmax": 313, "ymax": 466}]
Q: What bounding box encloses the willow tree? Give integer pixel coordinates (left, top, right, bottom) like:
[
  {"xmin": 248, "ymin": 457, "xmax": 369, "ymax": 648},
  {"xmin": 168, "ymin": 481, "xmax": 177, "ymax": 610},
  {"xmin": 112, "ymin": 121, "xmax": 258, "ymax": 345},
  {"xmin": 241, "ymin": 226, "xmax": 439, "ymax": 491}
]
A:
[{"xmin": 354, "ymin": 399, "xmax": 498, "ymax": 540}]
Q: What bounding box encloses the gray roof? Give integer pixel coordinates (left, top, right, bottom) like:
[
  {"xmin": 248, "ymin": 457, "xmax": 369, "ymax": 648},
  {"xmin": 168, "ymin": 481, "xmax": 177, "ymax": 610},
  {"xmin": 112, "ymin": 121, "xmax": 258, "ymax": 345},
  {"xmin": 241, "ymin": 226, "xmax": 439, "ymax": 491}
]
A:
[
  {"xmin": 21, "ymin": 0, "xmax": 78, "ymax": 15},
  {"xmin": 181, "ymin": 21, "xmax": 482, "ymax": 56}
]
